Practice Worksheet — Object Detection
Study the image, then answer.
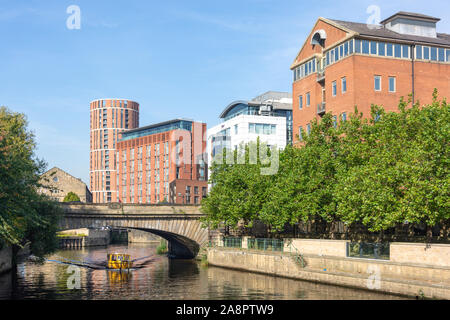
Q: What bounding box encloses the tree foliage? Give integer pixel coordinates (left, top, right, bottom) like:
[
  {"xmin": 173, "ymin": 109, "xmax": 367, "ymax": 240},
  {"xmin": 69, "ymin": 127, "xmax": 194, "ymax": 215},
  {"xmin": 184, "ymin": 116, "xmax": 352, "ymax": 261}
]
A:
[
  {"xmin": 63, "ymin": 192, "xmax": 81, "ymax": 202},
  {"xmin": 0, "ymin": 106, "xmax": 61, "ymax": 256},
  {"xmin": 201, "ymin": 93, "xmax": 449, "ymax": 238}
]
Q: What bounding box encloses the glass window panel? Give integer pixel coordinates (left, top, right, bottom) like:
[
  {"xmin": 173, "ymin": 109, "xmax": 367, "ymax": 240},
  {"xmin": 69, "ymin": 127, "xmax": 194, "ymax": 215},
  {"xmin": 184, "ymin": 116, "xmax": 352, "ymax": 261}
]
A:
[
  {"xmin": 394, "ymin": 44, "xmax": 401, "ymax": 58},
  {"xmin": 446, "ymin": 49, "xmax": 450, "ymax": 62},
  {"xmin": 326, "ymin": 51, "xmax": 330, "ymax": 65},
  {"xmin": 255, "ymin": 123, "xmax": 263, "ymax": 134},
  {"xmin": 386, "ymin": 43, "xmax": 393, "ymax": 56},
  {"xmin": 362, "ymin": 40, "xmax": 370, "ymax": 54},
  {"xmin": 299, "ymin": 95, "xmax": 303, "ymax": 109},
  {"xmin": 416, "ymin": 45, "xmax": 422, "ymax": 59},
  {"xmin": 378, "ymin": 42, "xmax": 385, "ymax": 56},
  {"xmin": 438, "ymin": 48, "xmax": 445, "ymax": 62},
  {"xmin": 423, "ymin": 46, "xmax": 430, "ymax": 60},
  {"xmin": 335, "ymin": 47, "xmax": 339, "ymax": 61},
  {"xmin": 402, "ymin": 45, "xmax": 410, "ymax": 58},
  {"xmin": 389, "ymin": 77, "xmax": 396, "ymax": 92},
  {"xmin": 355, "ymin": 39, "xmax": 361, "ymax": 53},
  {"xmin": 431, "ymin": 47, "xmax": 437, "ymax": 61},
  {"xmin": 271, "ymin": 125, "xmax": 276, "ymax": 135},
  {"xmin": 374, "ymin": 76, "xmax": 381, "ymax": 91},
  {"xmin": 342, "ymin": 77, "xmax": 347, "ymax": 93},
  {"xmin": 370, "ymin": 41, "xmax": 377, "ymax": 54},
  {"xmin": 344, "ymin": 42, "xmax": 349, "ymax": 56},
  {"xmin": 332, "ymin": 81, "xmax": 337, "ymax": 96},
  {"xmin": 349, "ymin": 39, "xmax": 354, "ymax": 54},
  {"xmin": 340, "ymin": 45, "xmax": 343, "ymax": 58}
]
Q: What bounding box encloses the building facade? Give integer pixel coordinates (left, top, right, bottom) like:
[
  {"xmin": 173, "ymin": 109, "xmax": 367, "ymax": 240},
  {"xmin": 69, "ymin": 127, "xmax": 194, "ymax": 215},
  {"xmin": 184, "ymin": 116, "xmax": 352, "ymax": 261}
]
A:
[
  {"xmin": 115, "ymin": 119, "xmax": 208, "ymax": 205},
  {"xmin": 90, "ymin": 99, "xmax": 139, "ymax": 203},
  {"xmin": 291, "ymin": 11, "xmax": 450, "ymax": 143},
  {"xmin": 39, "ymin": 167, "xmax": 92, "ymax": 203},
  {"xmin": 207, "ymin": 91, "xmax": 293, "ymax": 167}
]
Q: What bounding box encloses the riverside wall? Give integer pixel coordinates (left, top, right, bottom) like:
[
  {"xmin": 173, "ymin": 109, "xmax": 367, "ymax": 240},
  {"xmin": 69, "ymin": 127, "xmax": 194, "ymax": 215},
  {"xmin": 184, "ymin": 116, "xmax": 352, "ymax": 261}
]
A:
[{"xmin": 207, "ymin": 238, "xmax": 450, "ymax": 299}]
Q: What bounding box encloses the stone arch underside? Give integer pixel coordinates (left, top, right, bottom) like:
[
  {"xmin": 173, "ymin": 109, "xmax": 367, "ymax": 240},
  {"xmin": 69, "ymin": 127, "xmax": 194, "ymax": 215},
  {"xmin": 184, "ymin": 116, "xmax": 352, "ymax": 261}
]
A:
[{"xmin": 59, "ymin": 215, "xmax": 209, "ymax": 259}]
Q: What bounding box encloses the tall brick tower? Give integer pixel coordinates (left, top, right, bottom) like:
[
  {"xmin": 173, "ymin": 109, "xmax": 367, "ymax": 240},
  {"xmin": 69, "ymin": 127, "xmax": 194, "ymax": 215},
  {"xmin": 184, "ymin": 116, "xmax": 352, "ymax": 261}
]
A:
[{"xmin": 90, "ymin": 99, "xmax": 139, "ymax": 203}]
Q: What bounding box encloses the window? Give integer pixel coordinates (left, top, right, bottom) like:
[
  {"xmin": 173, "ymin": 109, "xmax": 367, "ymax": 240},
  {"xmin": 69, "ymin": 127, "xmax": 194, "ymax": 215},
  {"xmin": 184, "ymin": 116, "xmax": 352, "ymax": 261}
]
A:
[
  {"xmin": 249, "ymin": 123, "xmax": 255, "ymax": 133},
  {"xmin": 370, "ymin": 41, "xmax": 377, "ymax": 55},
  {"xmin": 386, "ymin": 43, "xmax": 393, "ymax": 57},
  {"xmin": 374, "ymin": 76, "xmax": 381, "ymax": 91},
  {"xmin": 299, "ymin": 95, "xmax": 303, "ymax": 109},
  {"xmin": 394, "ymin": 44, "xmax": 401, "ymax": 58},
  {"xmin": 416, "ymin": 45, "xmax": 422, "ymax": 59},
  {"xmin": 341, "ymin": 77, "xmax": 347, "ymax": 93},
  {"xmin": 423, "ymin": 46, "xmax": 430, "ymax": 60},
  {"xmin": 306, "ymin": 123, "xmax": 311, "ymax": 135},
  {"xmin": 378, "ymin": 42, "xmax": 385, "ymax": 56},
  {"xmin": 389, "ymin": 77, "xmax": 396, "ymax": 93},
  {"xmin": 333, "ymin": 116, "xmax": 337, "ymax": 128},
  {"xmin": 298, "ymin": 127, "xmax": 303, "ymax": 141},
  {"xmin": 234, "ymin": 124, "xmax": 238, "ymax": 135},
  {"xmin": 341, "ymin": 112, "xmax": 347, "ymax": 122},
  {"xmin": 362, "ymin": 40, "xmax": 369, "ymax": 54},
  {"xmin": 402, "ymin": 45, "xmax": 409, "ymax": 59},
  {"xmin": 332, "ymin": 81, "xmax": 337, "ymax": 96},
  {"xmin": 355, "ymin": 39, "xmax": 361, "ymax": 53},
  {"xmin": 447, "ymin": 49, "xmax": 450, "ymax": 62},
  {"xmin": 438, "ymin": 48, "xmax": 445, "ymax": 62},
  {"xmin": 430, "ymin": 47, "xmax": 437, "ymax": 61},
  {"xmin": 306, "ymin": 92, "xmax": 310, "ymax": 106}
]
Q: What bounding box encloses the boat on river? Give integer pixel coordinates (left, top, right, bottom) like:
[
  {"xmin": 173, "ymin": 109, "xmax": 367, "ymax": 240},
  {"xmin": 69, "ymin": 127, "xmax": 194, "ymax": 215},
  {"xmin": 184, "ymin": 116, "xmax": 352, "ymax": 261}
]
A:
[{"xmin": 107, "ymin": 253, "xmax": 133, "ymax": 270}]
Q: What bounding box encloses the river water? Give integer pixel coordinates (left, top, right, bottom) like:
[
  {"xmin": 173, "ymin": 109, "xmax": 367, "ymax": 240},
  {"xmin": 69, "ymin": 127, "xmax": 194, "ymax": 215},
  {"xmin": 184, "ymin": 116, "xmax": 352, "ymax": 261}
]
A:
[{"xmin": 0, "ymin": 243, "xmax": 406, "ymax": 300}]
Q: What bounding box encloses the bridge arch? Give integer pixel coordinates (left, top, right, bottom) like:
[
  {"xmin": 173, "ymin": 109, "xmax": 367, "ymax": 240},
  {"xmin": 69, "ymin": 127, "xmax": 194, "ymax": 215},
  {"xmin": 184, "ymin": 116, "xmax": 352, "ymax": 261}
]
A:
[{"xmin": 59, "ymin": 203, "xmax": 209, "ymax": 259}]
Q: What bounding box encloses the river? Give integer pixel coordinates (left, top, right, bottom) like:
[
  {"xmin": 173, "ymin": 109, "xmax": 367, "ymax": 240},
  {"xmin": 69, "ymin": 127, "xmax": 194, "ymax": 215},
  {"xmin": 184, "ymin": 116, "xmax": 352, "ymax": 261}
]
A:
[{"xmin": 0, "ymin": 243, "xmax": 407, "ymax": 300}]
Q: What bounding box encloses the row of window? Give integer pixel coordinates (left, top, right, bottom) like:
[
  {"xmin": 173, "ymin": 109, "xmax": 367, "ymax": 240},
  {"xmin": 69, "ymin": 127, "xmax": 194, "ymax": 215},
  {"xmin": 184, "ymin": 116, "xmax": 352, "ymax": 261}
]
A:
[
  {"xmin": 292, "ymin": 57, "xmax": 316, "ymax": 81},
  {"xmin": 298, "ymin": 75, "xmax": 397, "ymax": 109},
  {"xmin": 248, "ymin": 123, "xmax": 277, "ymax": 135},
  {"xmin": 293, "ymin": 38, "xmax": 450, "ymax": 81}
]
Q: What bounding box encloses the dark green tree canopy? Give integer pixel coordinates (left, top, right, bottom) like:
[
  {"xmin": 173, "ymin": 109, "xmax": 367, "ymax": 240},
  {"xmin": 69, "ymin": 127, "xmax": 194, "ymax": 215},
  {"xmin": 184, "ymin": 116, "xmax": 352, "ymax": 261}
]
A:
[
  {"xmin": 0, "ymin": 106, "xmax": 61, "ymax": 256},
  {"xmin": 201, "ymin": 92, "xmax": 449, "ymax": 239}
]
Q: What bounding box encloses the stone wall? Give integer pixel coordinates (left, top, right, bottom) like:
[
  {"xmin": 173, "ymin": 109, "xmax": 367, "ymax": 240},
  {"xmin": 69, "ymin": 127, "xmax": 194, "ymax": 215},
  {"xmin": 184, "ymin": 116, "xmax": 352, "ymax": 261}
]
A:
[
  {"xmin": 390, "ymin": 242, "xmax": 450, "ymax": 267},
  {"xmin": 284, "ymin": 238, "xmax": 349, "ymax": 258},
  {"xmin": 39, "ymin": 167, "xmax": 92, "ymax": 203},
  {"xmin": 207, "ymin": 247, "xmax": 450, "ymax": 299},
  {"xmin": 0, "ymin": 246, "xmax": 12, "ymax": 274},
  {"xmin": 59, "ymin": 228, "xmax": 110, "ymax": 247}
]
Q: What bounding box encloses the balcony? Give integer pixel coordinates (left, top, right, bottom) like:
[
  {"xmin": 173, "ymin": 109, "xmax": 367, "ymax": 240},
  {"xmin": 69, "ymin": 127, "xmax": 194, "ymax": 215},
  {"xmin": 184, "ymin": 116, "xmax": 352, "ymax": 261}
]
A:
[
  {"xmin": 317, "ymin": 102, "xmax": 326, "ymax": 116},
  {"xmin": 316, "ymin": 69, "xmax": 325, "ymax": 82}
]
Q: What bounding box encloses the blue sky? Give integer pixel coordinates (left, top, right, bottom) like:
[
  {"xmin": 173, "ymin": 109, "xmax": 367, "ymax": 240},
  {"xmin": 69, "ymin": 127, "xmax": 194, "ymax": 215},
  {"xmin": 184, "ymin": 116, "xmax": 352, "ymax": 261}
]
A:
[{"xmin": 1, "ymin": 0, "xmax": 449, "ymax": 184}]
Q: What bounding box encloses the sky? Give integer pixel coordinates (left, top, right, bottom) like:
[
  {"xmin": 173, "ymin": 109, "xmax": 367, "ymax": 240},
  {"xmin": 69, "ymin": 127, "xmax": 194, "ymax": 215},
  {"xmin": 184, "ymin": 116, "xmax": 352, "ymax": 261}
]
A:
[{"xmin": 1, "ymin": 0, "xmax": 449, "ymax": 185}]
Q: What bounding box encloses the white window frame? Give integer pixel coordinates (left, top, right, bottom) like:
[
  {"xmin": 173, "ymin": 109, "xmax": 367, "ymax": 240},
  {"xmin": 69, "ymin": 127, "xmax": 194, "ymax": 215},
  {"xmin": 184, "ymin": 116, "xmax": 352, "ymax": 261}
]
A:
[
  {"xmin": 374, "ymin": 75, "xmax": 382, "ymax": 92},
  {"xmin": 388, "ymin": 76, "xmax": 396, "ymax": 93}
]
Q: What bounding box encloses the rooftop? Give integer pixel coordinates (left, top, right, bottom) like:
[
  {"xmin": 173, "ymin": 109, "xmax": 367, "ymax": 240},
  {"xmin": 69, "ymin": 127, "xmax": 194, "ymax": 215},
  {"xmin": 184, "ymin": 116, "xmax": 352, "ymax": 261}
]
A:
[
  {"xmin": 329, "ymin": 18, "xmax": 450, "ymax": 46},
  {"xmin": 119, "ymin": 119, "xmax": 197, "ymax": 142}
]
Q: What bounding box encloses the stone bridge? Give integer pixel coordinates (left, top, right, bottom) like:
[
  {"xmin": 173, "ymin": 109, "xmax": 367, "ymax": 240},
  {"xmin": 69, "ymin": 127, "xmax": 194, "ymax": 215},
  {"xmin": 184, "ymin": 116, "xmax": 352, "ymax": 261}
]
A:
[{"xmin": 59, "ymin": 203, "xmax": 209, "ymax": 259}]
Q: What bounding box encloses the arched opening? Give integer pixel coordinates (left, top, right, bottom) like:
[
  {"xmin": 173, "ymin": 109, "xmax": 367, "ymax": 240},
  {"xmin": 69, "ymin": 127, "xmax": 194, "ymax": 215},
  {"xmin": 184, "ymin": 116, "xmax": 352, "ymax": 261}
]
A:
[{"xmin": 311, "ymin": 29, "xmax": 327, "ymax": 47}]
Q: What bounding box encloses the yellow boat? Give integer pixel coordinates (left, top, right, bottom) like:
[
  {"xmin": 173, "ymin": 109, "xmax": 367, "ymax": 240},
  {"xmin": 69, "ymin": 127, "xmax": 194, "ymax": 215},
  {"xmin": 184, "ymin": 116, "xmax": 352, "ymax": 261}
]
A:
[{"xmin": 107, "ymin": 253, "xmax": 133, "ymax": 270}]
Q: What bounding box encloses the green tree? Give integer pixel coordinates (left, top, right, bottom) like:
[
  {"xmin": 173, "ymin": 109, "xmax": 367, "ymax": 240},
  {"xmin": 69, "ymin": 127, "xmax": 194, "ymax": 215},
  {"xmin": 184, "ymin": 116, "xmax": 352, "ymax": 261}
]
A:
[
  {"xmin": 63, "ymin": 192, "xmax": 81, "ymax": 202},
  {"xmin": 0, "ymin": 106, "xmax": 61, "ymax": 256}
]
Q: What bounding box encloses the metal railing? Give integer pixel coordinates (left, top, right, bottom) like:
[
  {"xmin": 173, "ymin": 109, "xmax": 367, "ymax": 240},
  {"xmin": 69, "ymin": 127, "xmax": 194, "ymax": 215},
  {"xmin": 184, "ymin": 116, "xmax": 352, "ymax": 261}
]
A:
[
  {"xmin": 317, "ymin": 69, "xmax": 325, "ymax": 82},
  {"xmin": 347, "ymin": 242, "xmax": 390, "ymax": 260},
  {"xmin": 247, "ymin": 238, "xmax": 284, "ymax": 252},
  {"xmin": 317, "ymin": 102, "xmax": 326, "ymax": 115},
  {"xmin": 223, "ymin": 237, "xmax": 242, "ymax": 248}
]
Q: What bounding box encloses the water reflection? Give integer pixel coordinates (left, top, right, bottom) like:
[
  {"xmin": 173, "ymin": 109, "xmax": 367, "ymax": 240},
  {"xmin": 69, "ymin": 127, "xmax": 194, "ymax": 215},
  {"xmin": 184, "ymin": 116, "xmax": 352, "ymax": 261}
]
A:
[{"xmin": 0, "ymin": 243, "xmax": 407, "ymax": 300}]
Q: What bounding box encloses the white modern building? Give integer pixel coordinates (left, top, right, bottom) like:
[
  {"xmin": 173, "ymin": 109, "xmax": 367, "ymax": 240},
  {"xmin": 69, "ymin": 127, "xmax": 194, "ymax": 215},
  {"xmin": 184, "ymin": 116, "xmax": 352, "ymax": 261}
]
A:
[{"xmin": 207, "ymin": 91, "xmax": 293, "ymax": 167}]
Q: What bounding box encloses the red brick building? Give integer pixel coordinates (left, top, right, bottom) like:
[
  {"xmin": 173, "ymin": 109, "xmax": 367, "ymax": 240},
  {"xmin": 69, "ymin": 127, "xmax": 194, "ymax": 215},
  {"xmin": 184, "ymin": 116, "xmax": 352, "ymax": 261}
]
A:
[
  {"xmin": 90, "ymin": 99, "xmax": 139, "ymax": 203},
  {"xmin": 291, "ymin": 11, "xmax": 450, "ymax": 143},
  {"xmin": 115, "ymin": 119, "xmax": 208, "ymax": 204}
]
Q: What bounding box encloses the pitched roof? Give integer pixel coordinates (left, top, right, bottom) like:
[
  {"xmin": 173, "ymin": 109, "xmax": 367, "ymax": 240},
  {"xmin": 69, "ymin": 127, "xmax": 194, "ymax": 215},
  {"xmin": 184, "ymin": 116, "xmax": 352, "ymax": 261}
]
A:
[{"xmin": 330, "ymin": 19, "xmax": 450, "ymax": 47}]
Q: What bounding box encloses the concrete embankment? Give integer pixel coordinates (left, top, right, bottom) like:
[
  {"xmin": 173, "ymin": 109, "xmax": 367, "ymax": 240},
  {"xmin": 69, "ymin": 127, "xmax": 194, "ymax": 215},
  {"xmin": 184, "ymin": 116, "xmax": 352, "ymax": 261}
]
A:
[{"xmin": 207, "ymin": 246, "xmax": 450, "ymax": 299}]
